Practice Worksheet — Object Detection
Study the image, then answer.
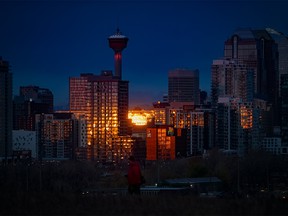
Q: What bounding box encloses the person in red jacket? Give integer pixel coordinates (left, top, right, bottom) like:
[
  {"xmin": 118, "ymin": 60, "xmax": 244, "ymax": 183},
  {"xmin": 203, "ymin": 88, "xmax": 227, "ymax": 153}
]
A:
[{"xmin": 127, "ymin": 155, "xmax": 142, "ymax": 195}]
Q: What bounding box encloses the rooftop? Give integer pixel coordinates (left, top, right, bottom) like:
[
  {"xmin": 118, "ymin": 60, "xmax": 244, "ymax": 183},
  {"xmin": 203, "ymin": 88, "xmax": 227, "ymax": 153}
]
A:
[{"xmin": 108, "ymin": 28, "xmax": 128, "ymax": 39}]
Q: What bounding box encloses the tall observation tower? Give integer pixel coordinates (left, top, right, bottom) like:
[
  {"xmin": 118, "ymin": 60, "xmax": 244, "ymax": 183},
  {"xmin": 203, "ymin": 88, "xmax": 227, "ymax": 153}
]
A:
[{"xmin": 108, "ymin": 28, "xmax": 129, "ymax": 79}]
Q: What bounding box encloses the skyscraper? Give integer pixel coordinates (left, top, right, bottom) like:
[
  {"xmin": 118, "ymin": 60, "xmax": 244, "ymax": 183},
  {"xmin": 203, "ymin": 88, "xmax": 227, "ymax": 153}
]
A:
[
  {"xmin": 19, "ymin": 85, "xmax": 54, "ymax": 113},
  {"xmin": 70, "ymin": 71, "xmax": 131, "ymax": 162},
  {"xmin": 168, "ymin": 104, "xmax": 215, "ymax": 156},
  {"xmin": 224, "ymin": 28, "xmax": 280, "ymax": 134},
  {"xmin": 224, "ymin": 28, "xmax": 279, "ymax": 101},
  {"xmin": 216, "ymin": 97, "xmax": 263, "ymax": 155},
  {"xmin": 266, "ymin": 28, "xmax": 288, "ymax": 96},
  {"xmin": 168, "ymin": 68, "xmax": 200, "ymax": 104},
  {"xmin": 69, "ymin": 73, "xmax": 92, "ymax": 115},
  {"xmin": 211, "ymin": 59, "xmax": 254, "ymax": 107},
  {"xmin": 0, "ymin": 57, "xmax": 13, "ymax": 160},
  {"xmin": 69, "ymin": 29, "xmax": 132, "ymax": 163},
  {"xmin": 13, "ymin": 86, "xmax": 54, "ymax": 130},
  {"xmin": 281, "ymin": 74, "xmax": 288, "ymax": 146}
]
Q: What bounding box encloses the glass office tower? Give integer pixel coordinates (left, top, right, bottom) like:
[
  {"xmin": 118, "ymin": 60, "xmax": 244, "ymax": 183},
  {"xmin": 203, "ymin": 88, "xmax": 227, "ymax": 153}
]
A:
[
  {"xmin": 224, "ymin": 28, "xmax": 279, "ymax": 135},
  {"xmin": 168, "ymin": 68, "xmax": 200, "ymax": 104}
]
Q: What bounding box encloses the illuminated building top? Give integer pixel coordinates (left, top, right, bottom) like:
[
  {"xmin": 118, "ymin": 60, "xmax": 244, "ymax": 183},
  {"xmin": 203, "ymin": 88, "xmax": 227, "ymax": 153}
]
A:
[
  {"xmin": 108, "ymin": 28, "xmax": 129, "ymax": 51},
  {"xmin": 108, "ymin": 28, "xmax": 129, "ymax": 79},
  {"xmin": 108, "ymin": 28, "xmax": 128, "ymax": 39}
]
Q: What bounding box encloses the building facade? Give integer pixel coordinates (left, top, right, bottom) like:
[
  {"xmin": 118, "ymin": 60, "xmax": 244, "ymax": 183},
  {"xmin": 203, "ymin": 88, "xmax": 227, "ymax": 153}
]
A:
[
  {"xmin": 224, "ymin": 29, "xmax": 279, "ymax": 134},
  {"xmin": 266, "ymin": 28, "xmax": 288, "ymax": 96},
  {"xmin": 281, "ymin": 74, "xmax": 288, "ymax": 146},
  {"xmin": 168, "ymin": 68, "xmax": 200, "ymax": 104},
  {"xmin": 211, "ymin": 59, "xmax": 254, "ymax": 107},
  {"xmin": 69, "ymin": 71, "xmax": 132, "ymax": 162},
  {"xmin": 13, "ymin": 86, "xmax": 54, "ymax": 131},
  {"xmin": 13, "ymin": 98, "xmax": 52, "ymax": 131},
  {"xmin": 35, "ymin": 113, "xmax": 76, "ymax": 160},
  {"xmin": 12, "ymin": 130, "xmax": 37, "ymax": 159},
  {"xmin": 216, "ymin": 97, "xmax": 265, "ymax": 155},
  {"xmin": 19, "ymin": 85, "xmax": 54, "ymax": 113},
  {"xmin": 261, "ymin": 137, "xmax": 286, "ymax": 155},
  {"xmin": 0, "ymin": 57, "xmax": 13, "ymax": 160},
  {"xmin": 153, "ymin": 101, "xmax": 170, "ymax": 125},
  {"xmin": 69, "ymin": 74, "xmax": 91, "ymax": 115},
  {"xmin": 168, "ymin": 104, "xmax": 215, "ymax": 156},
  {"xmin": 146, "ymin": 125, "xmax": 187, "ymax": 160}
]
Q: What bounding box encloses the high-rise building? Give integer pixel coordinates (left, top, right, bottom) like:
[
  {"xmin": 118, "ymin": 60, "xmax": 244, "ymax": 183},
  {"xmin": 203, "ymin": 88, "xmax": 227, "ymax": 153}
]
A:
[
  {"xmin": 281, "ymin": 74, "xmax": 288, "ymax": 146},
  {"xmin": 73, "ymin": 114, "xmax": 87, "ymax": 161},
  {"xmin": 266, "ymin": 28, "xmax": 288, "ymax": 96},
  {"xmin": 69, "ymin": 29, "xmax": 132, "ymax": 163},
  {"xmin": 0, "ymin": 57, "xmax": 13, "ymax": 160},
  {"xmin": 153, "ymin": 101, "xmax": 170, "ymax": 125},
  {"xmin": 69, "ymin": 73, "xmax": 91, "ymax": 115},
  {"xmin": 70, "ymin": 71, "xmax": 131, "ymax": 162},
  {"xmin": 224, "ymin": 29, "xmax": 279, "ymax": 99},
  {"xmin": 168, "ymin": 68, "xmax": 200, "ymax": 104},
  {"xmin": 211, "ymin": 59, "xmax": 254, "ymax": 107},
  {"xmin": 35, "ymin": 113, "xmax": 77, "ymax": 160},
  {"xmin": 216, "ymin": 97, "xmax": 264, "ymax": 155},
  {"xmin": 19, "ymin": 85, "xmax": 54, "ymax": 113},
  {"xmin": 224, "ymin": 28, "xmax": 279, "ymax": 132},
  {"xmin": 168, "ymin": 104, "xmax": 215, "ymax": 156},
  {"xmin": 13, "ymin": 86, "xmax": 53, "ymax": 130},
  {"xmin": 217, "ymin": 98, "xmax": 243, "ymax": 154}
]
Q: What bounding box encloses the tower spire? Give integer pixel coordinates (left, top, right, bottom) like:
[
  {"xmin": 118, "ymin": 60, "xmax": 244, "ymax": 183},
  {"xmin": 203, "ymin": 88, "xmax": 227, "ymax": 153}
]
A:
[{"xmin": 116, "ymin": 27, "xmax": 120, "ymax": 35}]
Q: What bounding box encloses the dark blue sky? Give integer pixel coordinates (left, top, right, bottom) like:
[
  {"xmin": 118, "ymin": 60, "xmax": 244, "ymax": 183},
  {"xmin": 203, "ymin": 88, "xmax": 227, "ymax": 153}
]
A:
[{"xmin": 1, "ymin": 0, "xmax": 287, "ymax": 108}]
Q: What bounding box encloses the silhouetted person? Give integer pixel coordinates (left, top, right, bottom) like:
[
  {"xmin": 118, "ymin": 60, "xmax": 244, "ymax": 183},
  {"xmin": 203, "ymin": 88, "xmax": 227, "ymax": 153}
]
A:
[{"xmin": 126, "ymin": 156, "xmax": 142, "ymax": 195}]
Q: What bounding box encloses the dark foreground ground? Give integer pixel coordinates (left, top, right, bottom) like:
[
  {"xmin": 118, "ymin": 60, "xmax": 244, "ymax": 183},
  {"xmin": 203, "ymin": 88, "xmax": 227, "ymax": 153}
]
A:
[
  {"xmin": 1, "ymin": 191, "xmax": 288, "ymax": 216},
  {"xmin": 1, "ymin": 156, "xmax": 288, "ymax": 216}
]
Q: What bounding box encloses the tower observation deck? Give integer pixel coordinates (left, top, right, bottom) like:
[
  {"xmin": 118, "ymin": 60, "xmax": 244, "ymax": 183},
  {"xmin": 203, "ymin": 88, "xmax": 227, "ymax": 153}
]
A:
[{"xmin": 108, "ymin": 28, "xmax": 129, "ymax": 79}]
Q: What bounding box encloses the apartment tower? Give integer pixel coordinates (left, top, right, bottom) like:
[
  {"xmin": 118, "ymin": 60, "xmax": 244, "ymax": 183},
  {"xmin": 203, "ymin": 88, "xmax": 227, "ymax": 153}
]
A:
[{"xmin": 211, "ymin": 59, "xmax": 254, "ymax": 106}]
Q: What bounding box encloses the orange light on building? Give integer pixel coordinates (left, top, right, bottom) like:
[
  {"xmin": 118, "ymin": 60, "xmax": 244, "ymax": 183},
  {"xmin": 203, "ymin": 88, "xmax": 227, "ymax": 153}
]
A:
[
  {"xmin": 146, "ymin": 126, "xmax": 176, "ymax": 160},
  {"xmin": 192, "ymin": 113, "xmax": 204, "ymax": 127},
  {"xmin": 129, "ymin": 114, "xmax": 147, "ymax": 125},
  {"xmin": 128, "ymin": 109, "xmax": 154, "ymax": 126},
  {"xmin": 240, "ymin": 106, "xmax": 253, "ymax": 129}
]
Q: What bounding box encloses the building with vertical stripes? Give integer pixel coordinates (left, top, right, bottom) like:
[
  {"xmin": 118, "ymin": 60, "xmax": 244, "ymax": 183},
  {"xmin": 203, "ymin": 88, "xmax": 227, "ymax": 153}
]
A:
[
  {"xmin": 168, "ymin": 68, "xmax": 200, "ymax": 104},
  {"xmin": 69, "ymin": 29, "xmax": 132, "ymax": 163}
]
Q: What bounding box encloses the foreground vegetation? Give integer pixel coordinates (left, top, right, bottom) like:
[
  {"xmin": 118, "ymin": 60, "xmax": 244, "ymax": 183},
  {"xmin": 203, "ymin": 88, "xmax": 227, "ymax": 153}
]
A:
[
  {"xmin": 0, "ymin": 150, "xmax": 288, "ymax": 215},
  {"xmin": 1, "ymin": 191, "xmax": 288, "ymax": 215}
]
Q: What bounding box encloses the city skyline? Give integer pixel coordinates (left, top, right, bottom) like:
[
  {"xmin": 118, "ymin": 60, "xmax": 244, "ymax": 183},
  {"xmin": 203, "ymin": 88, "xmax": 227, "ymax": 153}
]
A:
[{"xmin": 1, "ymin": 0, "xmax": 287, "ymax": 108}]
